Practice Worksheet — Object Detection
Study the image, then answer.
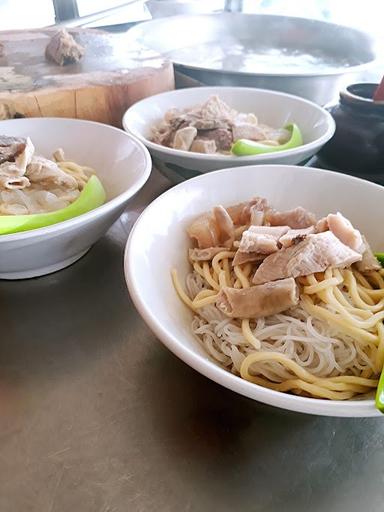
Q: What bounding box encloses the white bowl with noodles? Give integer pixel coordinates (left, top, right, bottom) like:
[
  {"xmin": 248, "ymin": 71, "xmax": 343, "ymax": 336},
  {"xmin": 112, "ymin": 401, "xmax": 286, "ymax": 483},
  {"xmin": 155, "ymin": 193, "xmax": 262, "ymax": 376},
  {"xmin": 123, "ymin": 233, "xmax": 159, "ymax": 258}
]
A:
[
  {"xmin": 125, "ymin": 164, "xmax": 384, "ymax": 417},
  {"xmin": 122, "ymin": 86, "xmax": 335, "ymax": 180},
  {"xmin": 0, "ymin": 117, "xmax": 151, "ymax": 279}
]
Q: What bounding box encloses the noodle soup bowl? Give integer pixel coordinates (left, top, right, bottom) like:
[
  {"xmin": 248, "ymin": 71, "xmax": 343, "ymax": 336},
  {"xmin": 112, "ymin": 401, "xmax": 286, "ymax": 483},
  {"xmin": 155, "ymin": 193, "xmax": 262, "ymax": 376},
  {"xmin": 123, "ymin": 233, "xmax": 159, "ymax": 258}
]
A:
[
  {"xmin": 125, "ymin": 164, "xmax": 384, "ymax": 417},
  {"xmin": 0, "ymin": 118, "xmax": 151, "ymax": 279}
]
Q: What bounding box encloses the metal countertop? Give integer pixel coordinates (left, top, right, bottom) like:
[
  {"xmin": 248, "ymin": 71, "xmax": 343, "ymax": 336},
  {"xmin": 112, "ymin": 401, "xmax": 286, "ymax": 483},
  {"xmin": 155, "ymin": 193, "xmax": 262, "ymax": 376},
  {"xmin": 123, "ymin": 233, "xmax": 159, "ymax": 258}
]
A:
[{"xmin": 1, "ymin": 168, "xmax": 384, "ymax": 512}]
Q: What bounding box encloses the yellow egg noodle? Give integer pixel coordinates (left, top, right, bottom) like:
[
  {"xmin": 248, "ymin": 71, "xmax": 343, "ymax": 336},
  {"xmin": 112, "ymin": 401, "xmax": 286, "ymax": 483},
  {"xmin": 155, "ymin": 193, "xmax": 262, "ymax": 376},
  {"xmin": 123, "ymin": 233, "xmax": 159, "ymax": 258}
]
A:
[{"xmin": 172, "ymin": 249, "xmax": 384, "ymax": 400}]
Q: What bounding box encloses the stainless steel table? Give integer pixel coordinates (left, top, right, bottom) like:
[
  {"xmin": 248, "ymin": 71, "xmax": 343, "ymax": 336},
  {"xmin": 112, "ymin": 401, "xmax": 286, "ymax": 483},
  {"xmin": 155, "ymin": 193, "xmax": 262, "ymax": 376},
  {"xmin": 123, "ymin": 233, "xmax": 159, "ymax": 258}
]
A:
[{"xmin": 1, "ymin": 168, "xmax": 384, "ymax": 512}]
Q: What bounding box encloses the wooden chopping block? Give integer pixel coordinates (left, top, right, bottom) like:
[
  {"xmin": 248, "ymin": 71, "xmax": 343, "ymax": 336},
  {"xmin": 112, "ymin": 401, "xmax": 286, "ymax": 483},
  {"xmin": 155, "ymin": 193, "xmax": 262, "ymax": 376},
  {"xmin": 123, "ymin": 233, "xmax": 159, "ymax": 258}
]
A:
[{"xmin": 0, "ymin": 28, "xmax": 174, "ymax": 127}]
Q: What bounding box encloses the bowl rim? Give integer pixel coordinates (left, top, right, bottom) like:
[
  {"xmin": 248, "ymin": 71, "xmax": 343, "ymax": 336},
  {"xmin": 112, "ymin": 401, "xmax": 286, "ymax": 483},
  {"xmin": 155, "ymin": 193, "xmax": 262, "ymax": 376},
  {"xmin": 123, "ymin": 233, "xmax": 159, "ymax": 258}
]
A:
[
  {"xmin": 126, "ymin": 13, "xmax": 379, "ymax": 78},
  {"xmin": 0, "ymin": 117, "xmax": 152, "ymax": 242},
  {"xmin": 124, "ymin": 163, "xmax": 383, "ymax": 417},
  {"xmin": 122, "ymin": 86, "xmax": 336, "ymax": 162}
]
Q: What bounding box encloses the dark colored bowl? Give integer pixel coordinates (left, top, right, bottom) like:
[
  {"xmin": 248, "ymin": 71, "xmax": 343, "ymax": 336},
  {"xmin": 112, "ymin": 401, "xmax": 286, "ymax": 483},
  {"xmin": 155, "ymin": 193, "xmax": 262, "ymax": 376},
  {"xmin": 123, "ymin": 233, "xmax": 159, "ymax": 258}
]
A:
[{"xmin": 319, "ymin": 83, "xmax": 384, "ymax": 174}]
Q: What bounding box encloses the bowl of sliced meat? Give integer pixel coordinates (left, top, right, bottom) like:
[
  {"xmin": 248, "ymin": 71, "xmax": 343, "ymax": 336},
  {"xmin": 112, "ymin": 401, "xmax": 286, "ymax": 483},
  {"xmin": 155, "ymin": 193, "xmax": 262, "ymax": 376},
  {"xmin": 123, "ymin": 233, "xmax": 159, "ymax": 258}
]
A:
[
  {"xmin": 125, "ymin": 164, "xmax": 384, "ymax": 417},
  {"xmin": 123, "ymin": 87, "xmax": 335, "ymax": 179}
]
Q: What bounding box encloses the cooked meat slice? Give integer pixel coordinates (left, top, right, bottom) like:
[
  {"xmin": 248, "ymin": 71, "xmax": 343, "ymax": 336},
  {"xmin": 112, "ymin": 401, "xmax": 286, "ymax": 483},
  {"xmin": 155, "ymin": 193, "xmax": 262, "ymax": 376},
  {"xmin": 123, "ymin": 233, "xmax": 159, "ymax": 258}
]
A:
[
  {"xmin": 232, "ymin": 122, "xmax": 267, "ymax": 141},
  {"xmin": 266, "ymin": 206, "xmax": 316, "ymax": 229},
  {"xmin": 355, "ymin": 235, "xmax": 381, "ymax": 272},
  {"xmin": 234, "ymin": 112, "xmax": 258, "ymax": 124},
  {"xmin": 226, "ymin": 197, "xmax": 268, "ymax": 225},
  {"xmin": 247, "ymin": 225, "xmax": 290, "ymax": 240},
  {"xmin": 238, "ymin": 231, "xmax": 278, "ymax": 254},
  {"xmin": 45, "ymin": 29, "xmax": 84, "ymax": 66},
  {"xmin": 253, "ymin": 231, "xmax": 362, "ymax": 285},
  {"xmin": 279, "ymin": 226, "xmax": 315, "ymax": 248},
  {"xmin": 187, "ymin": 205, "xmax": 234, "ymax": 249},
  {"xmin": 26, "ymin": 156, "xmax": 77, "ymax": 190},
  {"xmin": 172, "ymin": 127, "xmax": 197, "ymax": 151},
  {"xmin": 216, "ymin": 277, "xmax": 299, "ymax": 319},
  {"xmin": 194, "ymin": 95, "xmax": 235, "ymax": 122},
  {"xmin": 187, "ymin": 213, "xmax": 218, "ymax": 248},
  {"xmin": 250, "ymin": 206, "xmax": 264, "ymax": 226},
  {"xmin": 0, "ymin": 135, "xmax": 27, "ymax": 165},
  {"xmin": 189, "ymin": 247, "xmax": 228, "ymax": 261},
  {"xmin": 327, "ymin": 212, "xmax": 363, "ymax": 251},
  {"xmin": 315, "ymin": 217, "xmax": 328, "ymax": 233},
  {"xmin": 197, "ymin": 128, "xmax": 233, "ymax": 151},
  {"xmin": 0, "ymin": 175, "xmax": 30, "ymax": 190},
  {"xmin": 190, "ymin": 139, "xmax": 217, "ymax": 154},
  {"xmin": 232, "ymin": 250, "xmax": 266, "ymax": 266},
  {"xmin": 213, "ymin": 206, "xmax": 234, "ymax": 248}
]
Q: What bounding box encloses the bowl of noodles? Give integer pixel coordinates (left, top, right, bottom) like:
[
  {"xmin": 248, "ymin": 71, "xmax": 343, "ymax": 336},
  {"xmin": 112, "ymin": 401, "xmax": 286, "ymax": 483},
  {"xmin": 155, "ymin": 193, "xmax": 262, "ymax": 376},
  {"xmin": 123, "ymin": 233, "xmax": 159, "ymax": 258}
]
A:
[
  {"xmin": 125, "ymin": 164, "xmax": 384, "ymax": 417},
  {"xmin": 0, "ymin": 117, "xmax": 151, "ymax": 279}
]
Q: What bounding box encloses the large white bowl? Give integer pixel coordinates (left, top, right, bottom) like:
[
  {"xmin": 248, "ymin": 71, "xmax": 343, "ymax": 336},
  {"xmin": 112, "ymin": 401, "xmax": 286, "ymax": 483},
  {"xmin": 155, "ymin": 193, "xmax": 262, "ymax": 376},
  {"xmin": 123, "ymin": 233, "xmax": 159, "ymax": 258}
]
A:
[
  {"xmin": 0, "ymin": 118, "xmax": 151, "ymax": 279},
  {"xmin": 125, "ymin": 164, "xmax": 384, "ymax": 417},
  {"xmin": 122, "ymin": 87, "xmax": 335, "ymax": 174}
]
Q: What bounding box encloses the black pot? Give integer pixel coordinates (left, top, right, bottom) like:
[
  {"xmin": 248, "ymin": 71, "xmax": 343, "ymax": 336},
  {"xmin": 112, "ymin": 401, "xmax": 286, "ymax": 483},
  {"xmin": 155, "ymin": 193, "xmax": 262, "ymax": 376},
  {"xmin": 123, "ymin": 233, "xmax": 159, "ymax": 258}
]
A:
[{"xmin": 319, "ymin": 83, "xmax": 384, "ymax": 174}]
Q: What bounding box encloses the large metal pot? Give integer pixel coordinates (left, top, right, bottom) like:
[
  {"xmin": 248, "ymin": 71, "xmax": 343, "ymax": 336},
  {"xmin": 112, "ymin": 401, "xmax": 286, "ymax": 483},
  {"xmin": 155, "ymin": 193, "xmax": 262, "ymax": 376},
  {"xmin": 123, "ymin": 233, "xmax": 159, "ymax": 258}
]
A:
[{"xmin": 126, "ymin": 13, "xmax": 378, "ymax": 105}]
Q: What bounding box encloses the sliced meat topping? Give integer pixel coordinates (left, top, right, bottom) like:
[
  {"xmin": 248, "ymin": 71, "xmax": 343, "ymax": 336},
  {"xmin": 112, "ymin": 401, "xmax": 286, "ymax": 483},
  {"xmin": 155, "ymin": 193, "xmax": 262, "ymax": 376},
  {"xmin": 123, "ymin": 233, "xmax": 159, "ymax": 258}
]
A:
[
  {"xmin": 279, "ymin": 226, "xmax": 315, "ymax": 248},
  {"xmin": 45, "ymin": 29, "xmax": 84, "ymax": 66},
  {"xmin": 327, "ymin": 212, "xmax": 363, "ymax": 252},
  {"xmin": 266, "ymin": 206, "xmax": 316, "ymax": 229},
  {"xmin": 216, "ymin": 277, "xmax": 299, "ymax": 319},
  {"xmin": 232, "ymin": 122, "xmax": 267, "ymax": 142},
  {"xmin": 226, "ymin": 197, "xmax": 269, "ymax": 225},
  {"xmin": 26, "ymin": 156, "xmax": 77, "ymax": 190},
  {"xmin": 197, "ymin": 128, "xmax": 233, "ymax": 151},
  {"xmin": 315, "ymin": 217, "xmax": 328, "ymax": 233},
  {"xmin": 253, "ymin": 231, "xmax": 362, "ymax": 285},
  {"xmin": 190, "ymin": 139, "xmax": 216, "ymax": 154},
  {"xmin": 0, "ymin": 135, "xmax": 28, "ymax": 165},
  {"xmin": 213, "ymin": 206, "xmax": 234, "ymax": 248},
  {"xmin": 249, "ymin": 206, "xmax": 264, "ymax": 226},
  {"xmin": 247, "ymin": 225, "xmax": 290, "ymax": 240},
  {"xmin": 172, "ymin": 127, "xmax": 197, "ymax": 151},
  {"xmin": 187, "ymin": 205, "xmax": 234, "ymax": 249},
  {"xmin": 238, "ymin": 231, "xmax": 278, "ymax": 255},
  {"xmin": 355, "ymin": 235, "xmax": 381, "ymax": 272},
  {"xmin": 232, "ymin": 250, "xmax": 265, "ymax": 267}
]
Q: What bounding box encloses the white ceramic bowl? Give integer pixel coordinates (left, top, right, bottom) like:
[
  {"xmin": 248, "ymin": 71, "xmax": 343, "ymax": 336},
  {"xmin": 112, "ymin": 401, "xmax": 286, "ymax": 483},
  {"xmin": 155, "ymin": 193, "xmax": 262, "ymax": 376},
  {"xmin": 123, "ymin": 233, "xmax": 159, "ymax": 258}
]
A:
[
  {"xmin": 125, "ymin": 164, "xmax": 384, "ymax": 417},
  {"xmin": 0, "ymin": 118, "xmax": 151, "ymax": 279},
  {"xmin": 122, "ymin": 87, "xmax": 335, "ymax": 176}
]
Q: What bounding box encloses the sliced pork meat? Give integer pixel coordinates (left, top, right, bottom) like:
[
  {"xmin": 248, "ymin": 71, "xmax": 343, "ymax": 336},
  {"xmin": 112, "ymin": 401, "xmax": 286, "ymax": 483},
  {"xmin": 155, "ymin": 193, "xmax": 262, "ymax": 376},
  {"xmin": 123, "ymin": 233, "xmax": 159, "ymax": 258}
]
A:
[
  {"xmin": 0, "ymin": 136, "xmax": 27, "ymax": 165},
  {"xmin": 315, "ymin": 217, "xmax": 328, "ymax": 233},
  {"xmin": 172, "ymin": 127, "xmax": 197, "ymax": 151},
  {"xmin": 189, "ymin": 247, "xmax": 228, "ymax": 262},
  {"xmin": 198, "ymin": 128, "xmax": 233, "ymax": 151},
  {"xmin": 190, "ymin": 139, "xmax": 216, "ymax": 154},
  {"xmin": 26, "ymin": 156, "xmax": 77, "ymax": 190},
  {"xmin": 266, "ymin": 206, "xmax": 316, "ymax": 229},
  {"xmin": 247, "ymin": 225, "xmax": 290, "ymax": 240},
  {"xmin": 232, "ymin": 250, "xmax": 266, "ymax": 267},
  {"xmin": 327, "ymin": 212, "xmax": 363, "ymax": 252},
  {"xmin": 45, "ymin": 29, "xmax": 84, "ymax": 66},
  {"xmin": 249, "ymin": 206, "xmax": 264, "ymax": 226},
  {"xmin": 232, "ymin": 122, "xmax": 267, "ymax": 142},
  {"xmin": 216, "ymin": 277, "xmax": 299, "ymax": 319},
  {"xmin": 279, "ymin": 226, "xmax": 315, "ymax": 248},
  {"xmin": 238, "ymin": 231, "xmax": 278, "ymax": 255},
  {"xmin": 253, "ymin": 231, "xmax": 362, "ymax": 285},
  {"xmin": 187, "ymin": 205, "xmax": 234, "ymax": 249},
  {"xmin": 355, "ymin": 235, "xmax": 381, "ymax": 272},
  {"xmin": 226, "ymin": 197, "xmax": 268, "ymax": 225},
  {"xmin": 213, "ymin": 206, "xmax": 234, "ymax": 248}
]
